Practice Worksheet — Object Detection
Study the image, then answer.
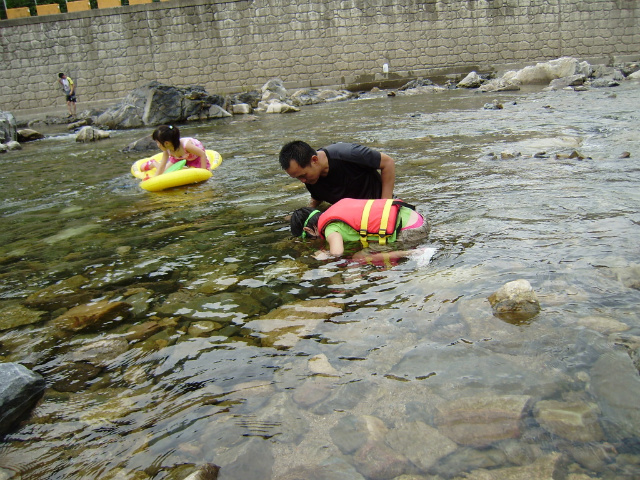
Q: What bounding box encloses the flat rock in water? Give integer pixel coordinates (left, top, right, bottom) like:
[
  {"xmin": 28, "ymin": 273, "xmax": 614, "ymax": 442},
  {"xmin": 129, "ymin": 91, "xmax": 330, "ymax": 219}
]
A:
[{"xmin": 52, "ymin": 300, "xmax": 131, "ymax": 332}]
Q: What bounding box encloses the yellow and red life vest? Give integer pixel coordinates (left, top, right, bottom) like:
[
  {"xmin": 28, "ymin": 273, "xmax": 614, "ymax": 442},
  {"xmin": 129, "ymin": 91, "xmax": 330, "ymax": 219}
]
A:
[{"xmin": 317, "ymin": 198, "xmax": 412, "ymax": 246}]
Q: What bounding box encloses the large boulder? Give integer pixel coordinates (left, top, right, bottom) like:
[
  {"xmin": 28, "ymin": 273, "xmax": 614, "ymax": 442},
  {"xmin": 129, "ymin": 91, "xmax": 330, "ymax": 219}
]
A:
[
  {"xmin": 0, "ymin": 111, "xmax": 17, "ymax": 144},
  {"xmin": 96, "ymin": 82, "xmax": 226, "ymax": 129},
  {"xmin": 0, "ymin": 363, "xmax": 46, "ymax": 436},
  {"xmin": 503, "ymin": 57, "xmax": 589, "ymax": 85}
]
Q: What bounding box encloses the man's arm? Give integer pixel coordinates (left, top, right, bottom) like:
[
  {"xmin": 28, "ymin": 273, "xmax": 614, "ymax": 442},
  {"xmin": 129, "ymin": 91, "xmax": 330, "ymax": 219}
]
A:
[
  {"xmin": 379, "ymin": 153, "xmax": 395, "ymax": 198},
  {"xmin": 309, "ymin": 197, "xmax": 322, "ymax": 208}
]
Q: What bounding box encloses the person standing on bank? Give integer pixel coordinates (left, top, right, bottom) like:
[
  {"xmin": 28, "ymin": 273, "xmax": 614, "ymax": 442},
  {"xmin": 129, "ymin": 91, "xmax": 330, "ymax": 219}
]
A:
[
  {"xmin": 58, "ymin": 73, "xmax": 77, "ymax": 119},
  {"xmin": 279, "ymin": 140, "xmax": 395, "ymax": 208}
]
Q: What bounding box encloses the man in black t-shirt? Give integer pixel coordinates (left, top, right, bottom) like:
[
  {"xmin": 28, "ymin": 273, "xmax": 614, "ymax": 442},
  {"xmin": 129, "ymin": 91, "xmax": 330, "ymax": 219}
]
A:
[{"xmin": 279, "ymin": 140, "xmax": 396, "ymax": 208}]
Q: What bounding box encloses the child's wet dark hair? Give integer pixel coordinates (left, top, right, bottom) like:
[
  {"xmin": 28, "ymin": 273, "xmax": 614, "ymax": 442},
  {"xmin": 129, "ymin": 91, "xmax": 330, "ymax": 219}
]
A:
[
  {"xmin": 152, "ymin": 125, "xmax": 181, "ymax": 151},
  {"xmin": 290, "ymin": 207, "xmax": 320, "ymax": 237}
]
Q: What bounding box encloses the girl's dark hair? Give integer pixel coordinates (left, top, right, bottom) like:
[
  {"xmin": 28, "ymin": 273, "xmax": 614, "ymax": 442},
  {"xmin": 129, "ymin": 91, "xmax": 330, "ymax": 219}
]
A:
[
  {"xmin": 152, "ymin": 125, "xmax": 181, "ymax": 151},
  {"xmin": 290, "ymin": 207, "xmax": 320, "ymax": 237}
]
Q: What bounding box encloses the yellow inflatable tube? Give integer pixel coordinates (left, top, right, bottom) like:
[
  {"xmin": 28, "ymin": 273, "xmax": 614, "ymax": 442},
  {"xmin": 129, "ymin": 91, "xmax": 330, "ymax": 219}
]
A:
[{"xmin": 131, "ymin": 150, "xmax": 223, "ymax": 192}]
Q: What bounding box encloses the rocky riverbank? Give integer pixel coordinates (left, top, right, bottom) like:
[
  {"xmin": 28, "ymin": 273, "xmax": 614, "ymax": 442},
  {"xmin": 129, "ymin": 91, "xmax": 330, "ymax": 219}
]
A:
[{"xmin": 1, "ymin": 56, "xmax": 638, "ymax": 151}]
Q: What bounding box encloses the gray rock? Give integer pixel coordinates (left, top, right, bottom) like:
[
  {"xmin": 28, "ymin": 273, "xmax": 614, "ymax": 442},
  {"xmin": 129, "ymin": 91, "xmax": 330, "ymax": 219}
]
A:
[
  {"xmin": 0, "ymin": 111, "xmax": 17, "ymax": 143},
  {"xmin": 96, "ymin": 82, "xmax": 226, "ymax": 129},
  {"xmin": 0, "ymin": 363, "xmax": 46, "ymax": 436},
  {"xmin": 231, "ymin": 90, "xmax": 261, "ymax": 108},
  {"xmin": 399, "ymin": 77, "xmax": 435, "ymax": 90},
  {"xmin": 547, "ymin": 74, "xmax": 586, "ymax": 90},
  {"xmin": 75, "ymin": 126, "xmax": 110, "ymax": 142},
  {"xmin": 5, "ymin": 141, "xmax": 21, "ymax": 150},
  {"xmin": 122, "ymin": 134, "xmax": 156, "ymax": 153},
  {"xmin": 231, "ymin": 103, "xmax": 252, "ymax": 114},
  {"xmin": 261, "ymin": 78, "xmax": 287, "ymax": 102},
  {"xmin": 457, "ymin": 71, "xmax": 484, "ymax": 88},
  {"xmin": 16, "ymin": 128, "xmax": 44, "ymax": 142}
]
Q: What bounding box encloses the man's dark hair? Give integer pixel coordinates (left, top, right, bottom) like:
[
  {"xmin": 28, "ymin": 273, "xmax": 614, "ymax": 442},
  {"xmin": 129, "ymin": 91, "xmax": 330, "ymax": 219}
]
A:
[
  {"xmin": 279, "ymin": 140, "xmax": 316, "ymax": 170},
  {"xmin": 58, "ymin": 73, "xmax": 65, "ymax": 78},
  {"xmin": 290, "ymin": 207, "xmax": 320, "ymax": 237}
]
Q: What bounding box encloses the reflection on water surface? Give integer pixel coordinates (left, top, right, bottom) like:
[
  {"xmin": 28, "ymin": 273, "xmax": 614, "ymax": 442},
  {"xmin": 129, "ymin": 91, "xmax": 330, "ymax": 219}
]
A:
[{"xmin": 1, "ymin": 83, "xmax": 640, "ymax": 479}]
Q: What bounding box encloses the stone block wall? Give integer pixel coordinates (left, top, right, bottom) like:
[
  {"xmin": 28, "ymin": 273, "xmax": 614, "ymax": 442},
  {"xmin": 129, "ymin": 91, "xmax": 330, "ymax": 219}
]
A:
[{"xmin": 0, "ymin": 0, "xmax": 638, "ymax": 113}]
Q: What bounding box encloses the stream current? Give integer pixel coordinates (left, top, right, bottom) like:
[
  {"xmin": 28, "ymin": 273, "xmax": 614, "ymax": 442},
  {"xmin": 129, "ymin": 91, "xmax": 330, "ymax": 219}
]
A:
[{"xmin": 1, "ymin": 82, "xmax": 640, "ymax": 479}]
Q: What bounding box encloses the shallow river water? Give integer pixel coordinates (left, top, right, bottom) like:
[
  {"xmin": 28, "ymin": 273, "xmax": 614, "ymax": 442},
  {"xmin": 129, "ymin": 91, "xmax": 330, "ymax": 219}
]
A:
[{"xmin": 1, "ymin": 81, "xmax": 640, "ymax": 479}]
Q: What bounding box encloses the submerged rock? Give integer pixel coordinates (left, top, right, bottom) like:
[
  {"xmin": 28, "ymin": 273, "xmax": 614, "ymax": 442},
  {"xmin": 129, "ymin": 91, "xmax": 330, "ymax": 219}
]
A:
[
  {"xmin": 0, "ymin": 304, "xmax": 46, "ymax": 331},
  {"xmin": 589, "ymin": 349, "xmax": 640, "ymax": 440},
  {"xmin": 24, "ymin": 274, "xmax": 93, "ymax": 311},
  {"xmin": 52, "ymin": 300, "xmax": 132, "ymax": 332},
  {"xmin": 434, "ymin": 394, "xmax": 531, "ymax": 447},
  {"xmin": 534, "ymin": 399, "xmax": 604, "ymax": 442},
  {"xmin": 385, "ymin": 420, "xmax": 458, "ymax": 471}
]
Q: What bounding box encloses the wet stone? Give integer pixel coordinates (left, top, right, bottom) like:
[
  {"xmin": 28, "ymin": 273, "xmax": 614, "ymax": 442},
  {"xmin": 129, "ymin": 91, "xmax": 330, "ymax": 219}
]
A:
[
  {"xmin": 211, "ymin": 437, "xmax": 274, "ymax": 480},
  {"xmin": 487, "ymin": 279, "xmax": 541, "ymax": 323},
  {"xmin": 308, "ymin": 353, "xmax": 341, "ymax": 377},
  {"xmin": 434, "ymin": 394, "xmax": 531, "ymax": 447},
  {"xmin": 461, "ymin": 452, "xmax": 565, "ymax": 480},
  {"xmin": 187, "ymin": 320, "xmax": 223, "ymax": 337},
  {"xmin": 123, "ymin": 290, "xmax": 154, "ymax": 318},
  {"xmin": 0, "ymin": 303, "xmax": 46, "ymax": 331},
  {"xmin": 49, "ymin": 361, "xmax": 103, "ymax": 392},
  {"xmin": 279, "ymin": 456, "xmax": 365, "ymax": 480},
  {"xmin": 250, "ymin": 392, "xmax": 309, "ymax": 445},
  {"xmin": 310, "ymin": 379, "xmax": 372, "ymax": 416},
  {"xmin": 0, "ymin": 363, "xmax": 46, "ymax": 436},
  {"xmin": 352, "ymin": 440, "xmax": 413, "ymax": 480},
  {"xmin": 70, "ymin": 337, "xmax": 129, "ymax": 367},
  {"xmin": 331, "ymin": 414, "xmax": 388, "ymax": 455},
  {"xmin": 124, "ymin": 320, "xmax": 163, "ymax": 342},
  {"xmin": 24, "ymin": 274, "xmax": 93, "ymax": 311},
  {"xmin": 589, "ymin": 349, "xmax": 640, "ymax": 440},
  {"xmin": 52, "ymin": 300, "xmax": 132, "ymax": 332},
  {"xmin": 158, "ymin": 292, "xmax": 264, "ymax": 324},
  {"xmin": 292, "ymin": 376, "xmax": 335, "ymax": 409},
  {"xmin": 432, "ymin": 446, "xmax": 507, "ymax": 478},
  {"xmin": 384, "ymin": 420, "xmax": 458, "ymax": 471},
  {"xmin": 243, "ymin": 299, "xmax": 343, "ymax": 349},
  {"xmin": 534, "ymin": 399, "xmax": 604, "ymax": 442}
]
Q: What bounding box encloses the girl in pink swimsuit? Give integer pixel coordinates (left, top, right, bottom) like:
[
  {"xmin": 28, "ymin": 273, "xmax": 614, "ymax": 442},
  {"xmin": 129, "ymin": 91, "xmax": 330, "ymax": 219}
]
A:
[{"xmin": 145, "ymin": 125, "xmax": 209, "ymax": 176}]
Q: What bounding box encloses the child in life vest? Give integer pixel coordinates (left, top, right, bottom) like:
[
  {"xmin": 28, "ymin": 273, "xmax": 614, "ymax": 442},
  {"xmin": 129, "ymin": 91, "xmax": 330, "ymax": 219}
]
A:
[
  {"xmin": 142, "ymin": 125, "xmax": 209, "ymax": 176},
  {"xmin": 290, "ymin": 198, "xmax": 430, "ymax": 257}
]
